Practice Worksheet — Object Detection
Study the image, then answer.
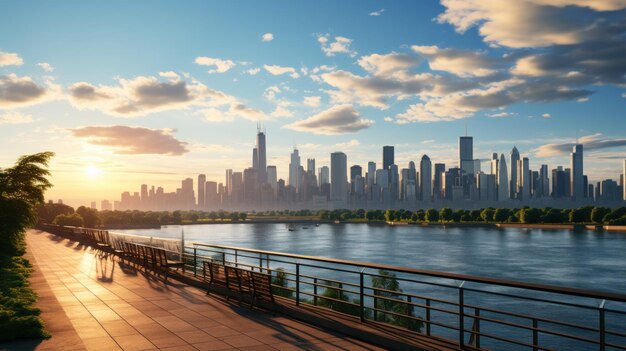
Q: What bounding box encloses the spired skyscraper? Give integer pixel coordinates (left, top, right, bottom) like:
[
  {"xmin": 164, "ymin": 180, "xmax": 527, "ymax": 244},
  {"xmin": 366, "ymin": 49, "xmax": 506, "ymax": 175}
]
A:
[
  {"xmin": 510, "ymin": 146, "xmax": 520, "ymax": 199},
  {"xmin": 571, "ymin": 144, "xmax": 584, "ymax": 200},
  {"xmin": 383, "ymin": 146, "xmax": 394, "ymax": 170},
  {"xmin": 330, "ymin": 152, "xmax": 348, "ymax": 205},
  {"xmin": 459, "ymin": 136, "xmax": 474, "ymax": 174},
  {"xmin": 254, "ymin": 128, "xmax": 267, "ymax": 185}
]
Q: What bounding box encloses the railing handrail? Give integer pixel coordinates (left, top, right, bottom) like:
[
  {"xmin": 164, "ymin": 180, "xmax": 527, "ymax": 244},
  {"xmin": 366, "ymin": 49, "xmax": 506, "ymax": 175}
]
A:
[{"xmin": 190, "ymin": 242, "xmax": 626, "ymax": 303}]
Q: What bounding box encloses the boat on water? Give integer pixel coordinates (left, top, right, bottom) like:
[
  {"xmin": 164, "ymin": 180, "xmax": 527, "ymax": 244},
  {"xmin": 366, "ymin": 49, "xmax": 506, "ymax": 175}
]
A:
[{"xmin": 287, "ymin": 224, "xmax": 296, "ymax": 231}]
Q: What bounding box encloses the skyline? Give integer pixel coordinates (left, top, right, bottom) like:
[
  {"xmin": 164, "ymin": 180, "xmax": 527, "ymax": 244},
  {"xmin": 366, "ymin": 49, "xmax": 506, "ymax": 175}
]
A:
[{"xmin": 1, "ymin": 0, "xmax": 626, "ymax": 206}]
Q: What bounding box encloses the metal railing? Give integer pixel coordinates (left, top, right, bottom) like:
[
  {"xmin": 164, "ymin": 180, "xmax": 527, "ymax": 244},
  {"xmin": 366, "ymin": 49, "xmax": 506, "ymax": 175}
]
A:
[{"xmin": 186, "ymin": 242, "xmax": 626, "ymax": 351}]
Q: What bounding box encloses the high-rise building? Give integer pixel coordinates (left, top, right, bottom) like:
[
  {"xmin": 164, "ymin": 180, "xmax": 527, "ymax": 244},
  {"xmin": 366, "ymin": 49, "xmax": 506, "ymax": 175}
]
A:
[
  {"xmin": 622, "ymin": 160, "xmax": 626, "ymax": 201},
  {"xmin": 459, "ymin": 136, "xmax": 474, "ymax": 174},
  {"xmin": 198, "ymin": 174, "xmax": 206, "ymax": 208},
  {"xmin": 497, "ymin": 154, "xmax": 509, "ymax": 201},
  {"xmin": 510, "ymin": 146, "xmax": 520, "ymax": 199},
  {"xmin": 383, "ymin": 146, "xmax": 394, "ymax": 170},
  {"xmin": 319, "ymin": 166, "xmax": 329, "ymax": 186},
  {"xmin": 539, "ymin": 164, "xmax": 549, "ymax": 198},
  {"xmin": 420, "ymin": 155, "xmax": 432, "ymax": 201},
  {"xmin": 256, "ymin": 129, "xmax": 267, "ymax": 185},
  {"xmin": 517, "ymin": 157, "xmax": 530, "ymax": 200},
  {"xmin": 307, "ymin": 158, "xmax": 315, "ymax": 175},
  {"xmin": 205, "ymin": 181, "xmax": 217, "ymax": 208},
  {"xmin": 433, "ymin": 163, "xmax": 445, "ymax": 199},
  {"xmin": 289, "ymin": 148, "xmax": 301, "ymax": 191},
  {"xmin": 243, "ymin": 168, "xmax": 257, "ymax": 204},
  {"xmin": 477, "ymin": 173, "xmax": 497, "ymax": 201},
  {"xmin": 350, "ymin": 165, "xmax": 362, "ymax": 193},
  {"xmin": 552, "ymin": 166, "xmax": 570, "ymax": 198},
  {"xmin": 225, "ymin": 169, "xmax": 233, "ymax": 196},
  {"xmin": 330, "ymin": 152, "xmax": 347, "ymax": 204},
  {"xmin": 141, "ymin": 184, "xmax": 148, "ymax": 204},
  {"xmin": 389, "ymin": 164, "xmax": 399, "ymax": 201},
  {"xmin": 571, "ymin": 144, "xmax": 584, "ymax": 200},
  {"xmin": 267, "ymin": 166, "xmax": 277, "ymax": 196},
  {"xmin": 367, "ymin": 162, "xmax": 376, "ymax": 195}
]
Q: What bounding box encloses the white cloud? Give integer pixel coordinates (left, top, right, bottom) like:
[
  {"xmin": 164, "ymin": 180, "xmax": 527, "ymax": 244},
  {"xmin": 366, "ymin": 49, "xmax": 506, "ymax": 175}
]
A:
[
  {"xmin": 303, "ymin": 96, "xmax": 321, "ymax": 107},
  {"xmin": 37, "ymin": 62, "xmax": 54, "ymax": 72},
  {"xmin": 535, "ymin": 133, "xmax": 626, "ymax": 157},
  {"xmin": 542, "ymin": 113, "xmax": 552, "ymax": 118},
  {"xmin": 335, "ymin": 139, "xmax": 360, "ymax": 148},
  {"xmin": 0, "ymin": 111, "xmax": 33, "ymax": 125},
  {"xmin": 412, "ymin": 45, "xmax": 499, "ymax": 77},
  {"xmin": 369, "ymin": 9, "xmax": 385, "ymax": 16},
  {"xmin": 263, "ymin": 86, "xmax": 281, "ymax": 101},
  {"xmin": 262, "ymin": 33, "xmax": 274, "ymax": 42},
  {"xmin": 488, "ymin": 111, "xmax": 517, "ymax": 117},
  {"xmin": 358, "ymin": 52, "xmax": 420, "ymax": 77},
  {"xmin": 71, "ymin": 125, "xmax": 188, "ymax": 155},
  {"xmin": 283, "ymin": 104, "xmax": 373, "ymax": 135},
  {"xmin": 198, "ymin": 102, "xmax": 268, "ymax": 122},
  {"xmin": 245, "ymin": 68, "xmax": 261, "ymax": 75},
  {"xmin": 263, "ymin": 64, "xmax": 300, "ymax": 78},
  {"xmin": 317, "ymin": 34, "xmax": 357, "ymax": 57},
  {"xmin": 158, "ymin": 71, "xmax": 180, "ymax": 80},
  {"xmin": 271, "ymin": 101, "xmax": 294, "ymax": 118},
  {"xmin": 0, "ymin": 74, "xmax": 57, "ymax": 108},
  {"xmin": 194, "ymin": 56, "xmax": 236, "ymax": 73},
  {"xmin": 0, "ymin": 51, "xmax": 23, "ymax": 66},
  {"xmin": 68, "ymin": 74, "xmax": 238, "ymax": 117}
]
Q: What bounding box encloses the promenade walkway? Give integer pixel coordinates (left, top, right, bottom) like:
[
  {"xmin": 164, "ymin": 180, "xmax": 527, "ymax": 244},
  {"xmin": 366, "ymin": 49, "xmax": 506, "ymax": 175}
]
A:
[{"xmin": 12, "ymin": 230, "xmax": 387, "ymax": 351}]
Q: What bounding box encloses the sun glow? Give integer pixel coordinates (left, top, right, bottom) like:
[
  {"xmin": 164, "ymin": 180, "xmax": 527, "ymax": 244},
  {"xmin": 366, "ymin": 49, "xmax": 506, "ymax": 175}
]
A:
[{"xmin": 85, "ymin": 165, "xmax": 102, "ymax": 179}]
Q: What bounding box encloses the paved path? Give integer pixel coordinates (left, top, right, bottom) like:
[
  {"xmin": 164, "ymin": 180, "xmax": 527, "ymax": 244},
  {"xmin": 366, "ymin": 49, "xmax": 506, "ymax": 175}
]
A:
[{"xmin": 17, "ymin": 230, "xmax": 385, "ymax": 351}]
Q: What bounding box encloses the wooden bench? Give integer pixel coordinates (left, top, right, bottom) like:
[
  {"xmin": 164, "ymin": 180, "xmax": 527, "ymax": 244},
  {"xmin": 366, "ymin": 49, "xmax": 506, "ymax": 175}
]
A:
[
  {"xmin": 153, "ymin": 247, "xmax": 185, "ymax": 281},
  {"xmin": 203, "ymin": 261, "xmax": 274, "ymax": 306}
]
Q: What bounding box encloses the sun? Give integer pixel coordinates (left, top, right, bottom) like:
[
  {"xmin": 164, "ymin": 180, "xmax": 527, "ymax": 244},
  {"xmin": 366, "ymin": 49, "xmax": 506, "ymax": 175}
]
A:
[{"xmin": 85, "ymin": 165, "xmax": 102, "ymax": 179}]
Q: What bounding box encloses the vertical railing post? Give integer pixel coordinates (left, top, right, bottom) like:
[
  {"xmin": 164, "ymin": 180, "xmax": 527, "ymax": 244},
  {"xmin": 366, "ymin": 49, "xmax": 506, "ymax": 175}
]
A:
[
  {"xmin": 221, "ymin": 252, "xmax": 225, "ymax": 265},
  {"xmin": 314, "ymin": 278, "xmax": 318, "ymax": 306},
  {"xmin": 373, "ymin": 289, "xmax": 378, "ymax": 321},
  {"xmin": 360, "ymin": 269, "xmax": 365, "ymax": 322},
  {"xmin": 193, "ymin": 247, "xmax": 197, "ymax": 277},
  {"xmin": 426, "ymin": 298, "xmax": 431, "ymax": 336},
  {"xmin": 533, "ymin": 319, "xmax": 538, "ymax": 351},
  {"xmin": 470, "ymin": 308, "xmax": 480, "ymax": 349},
  {"xmin": 599, "ymin": 299, "xmax": 606, "ymax": 351},
  {"xmin": 295, "ymin": 263, "xmax": 300, "ymax": 306},
  {"xmin": 459, "ymin": 281, "xmax": 466, "ymax": 350},
  {"xmin": 234, "ymin": 249, "xmax": 238, "ymax": 268},
  {"xmin": 259, "ymin": 255, "xmax": 263, "ymax": 272}
]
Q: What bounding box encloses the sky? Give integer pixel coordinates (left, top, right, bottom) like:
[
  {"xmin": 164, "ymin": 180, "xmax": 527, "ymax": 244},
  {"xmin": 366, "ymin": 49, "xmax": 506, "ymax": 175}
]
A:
[{"xmin": 1, "ymin": 0, "xmax": 625, "ymax": 207}]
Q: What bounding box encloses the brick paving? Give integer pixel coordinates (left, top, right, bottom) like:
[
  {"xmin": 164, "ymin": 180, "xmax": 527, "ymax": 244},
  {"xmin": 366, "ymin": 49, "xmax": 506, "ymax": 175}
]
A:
[{"xmin": 17, "ymin": 230, "xmax": 386, "ymax": 351}]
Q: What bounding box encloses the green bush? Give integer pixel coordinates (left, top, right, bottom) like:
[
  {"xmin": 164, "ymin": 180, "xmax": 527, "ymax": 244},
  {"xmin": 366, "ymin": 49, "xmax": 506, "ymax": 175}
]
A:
[
  {"xmin": 425, "ymin": 209, "xmax": 439, "ymax": 222},
  {"xmin": 53, "ymin": 213, "xmax": 84, "ymax": 227}
]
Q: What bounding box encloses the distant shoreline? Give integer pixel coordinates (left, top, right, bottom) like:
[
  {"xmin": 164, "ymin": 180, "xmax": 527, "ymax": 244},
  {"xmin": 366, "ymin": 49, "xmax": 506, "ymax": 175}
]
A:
[{"xmin": 103, "ymin": 220, "xmax": 626, "ymax": 232}]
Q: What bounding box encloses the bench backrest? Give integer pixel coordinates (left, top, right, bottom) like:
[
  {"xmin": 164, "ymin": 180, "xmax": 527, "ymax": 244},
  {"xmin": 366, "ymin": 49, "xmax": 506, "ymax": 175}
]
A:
[{"xmin": 251, "ymin": 271, "xmax": 274, "ymax": 302}]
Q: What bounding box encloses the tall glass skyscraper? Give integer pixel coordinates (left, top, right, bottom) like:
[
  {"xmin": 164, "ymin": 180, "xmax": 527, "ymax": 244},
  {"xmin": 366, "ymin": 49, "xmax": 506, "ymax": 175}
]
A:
[
  {"xmin": 383, "ymin": 146, "xmax": 394, "ymax": 170},
  {"xmin": 571, "ymin": 144, "xmax": 584, "ymax": 199},
  {"xmin": 459, "ymin": 136, "xmax": 473, "ymax": 174},
  {"xmin": 330, "ymin": 152, "xmax": 347, "ymax": 204}
]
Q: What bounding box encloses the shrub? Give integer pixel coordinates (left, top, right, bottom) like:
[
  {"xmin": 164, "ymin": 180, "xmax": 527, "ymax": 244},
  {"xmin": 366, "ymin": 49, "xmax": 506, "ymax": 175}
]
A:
[{"xmin": 53, "ymin": 213, "xmax": 84, "ymax": 227}]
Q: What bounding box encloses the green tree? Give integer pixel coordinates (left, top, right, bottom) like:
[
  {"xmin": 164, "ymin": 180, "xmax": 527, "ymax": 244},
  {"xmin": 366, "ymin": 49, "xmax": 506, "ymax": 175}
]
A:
[
  {"xmin": 520, "ymin": 208, "xmax": 542, "ymax": 224},
  {"xmin": 172, "ymin": 210, "xmax": 182, "ymax": 223},
  {"xmin": 591, "ymin": 207, "xmax": 610, "ymax": 224},
  {"xmin": 239, "ymin": 212, "xmax": 248, "ymax": 221},
  {"xmin": 384, "ymin": 210, "xmax": 396, "ymax": 222},
  {"xmin": 53, "ymin": 213, "xmax": 84, "ymax": 227},
  {"xmin": 439, "ymin": 208, "xmax": 453, "ymax": 222},
  {"xmin": 493, "ymin": 208, "xmax": 510, "ymax": 222},
  {"xmin": 271, "ymin": 268, "xmax": 293, "ymax": 299},
  {"xmin": 425, "ymin": 209, "xmax": 439, "ymax": 222},
  {"xmin": 37, "ymin": 202, "xmax": 74, "ymax": 224},
  {"xmin": 372, "ymin": 270, "xmax": 422, "ymax": 332},
  {"xmin": 230, "ymin": 211, "xmax": 240, "ymax": 221},
  {"xmin": 0, "ymin": 152, "xmax": 54, "ymax": 255},
  {"xmin": 480, "ymin": 208, "xmax": 495, "ymax": 222},
  {"xmin": 76, "ymin": 206, "xmax": 100, "ymax": 228}
]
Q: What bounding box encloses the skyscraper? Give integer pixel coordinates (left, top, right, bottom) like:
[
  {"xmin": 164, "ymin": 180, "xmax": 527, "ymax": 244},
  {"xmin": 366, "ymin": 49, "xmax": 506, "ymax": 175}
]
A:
[
  {"xmin": 367, "ymin": 162, "xmax": 376, "ymax": 193},
  {"xmin": 267, "ymin": 166, "xmax": 277, "ymax": 196},
  {"xmin": 420, "ymin": 155, "xmax": 432, "ymax": 201},
  {"xmin": 459, "ymin": 136, "xmax": 474, "ymax": 174},
  {"xmin": 497, "ymin": 154, "xmax": 509, "ymax": 201},
  {"xmin": 197, "ymin": 174, "xmax": 206, "ymax": 208},
  {"xmin": 518, "ymin": 157, "xmax": 530, "ymax": 200},
  {"xmin": 571, "ymin": 144, "xmax": 584, "ymax": 200},
  {"xmin": 289, "ymin": 148, "xmax": 301, "ymax": 191},
  {"xmin": 510, "ymin": 146, "xmax": 520, "ymax": 199},
  {"xmin": 433, "ymin": 163, "xmax": 445, "ymax": 199},
  {"xmin": 350, "ymin": 165, "xmax": 362, "ymax": 193},
  {"xmin": 389, "ymin": 164, "xmax": 399, "ymax": 201},
  {"xmin": 256, "ymin": 129, "xmax": 267, "ymax": 185},
  {"xmin": 307, "ymin": 158, "xmax": 315, "ymax": 175},
  {"xmin": 383, "ymin": 146, "xmax": 394, "ymax": 170},
  {"xmin": 330, "ymin": 152, "xmax": 347, "ymax": 204},
  {"xmin": 319, "ymin": 166, "xmax": 329, "ymax": 186},
  {"xmin": 622, "ymin": 160, "xmax": 626, "ymax": 201}
]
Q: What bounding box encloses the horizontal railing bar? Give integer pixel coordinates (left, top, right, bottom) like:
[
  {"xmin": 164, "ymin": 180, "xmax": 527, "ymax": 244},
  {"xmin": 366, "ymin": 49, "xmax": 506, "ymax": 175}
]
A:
[
  {"xmin": 298, "ymin": 274, "xmax": 360, "ymax": 288},
  {"xmin": 606, "ymin": 341, "xmax": 626, "ymax": 350},
  {"xmin": 465, "ymin": 304, "xmax": 600, "ymax": 332},
  {"xmin": 298, "ymin": 291, "xmax": 361, "ymax": 308},
  {"xmin": 190, "ymin": 243, "xmax": 626, "ymax": 302},
  {"xmin": 607, "ymin": 329, "xmax": 626, "ymax": 338},
  {"xmin": 463, "ymin": 286, "xmax": 603, "ymax": 311},
  {"xmin": 466, "ymin": 321, "xmax": 600, "ymax": 346},
  {"xmin": 463, "ymin": 329, "xmax": 555, "ymax": 350},
  {"xmin": 362, "ymin": 286, "xmax": 459, "ymax": 306}
]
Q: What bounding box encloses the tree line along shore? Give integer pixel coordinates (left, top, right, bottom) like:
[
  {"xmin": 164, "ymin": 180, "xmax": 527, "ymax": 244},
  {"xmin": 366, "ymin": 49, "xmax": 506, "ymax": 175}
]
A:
[{"xmin": 40, "ymin": 202, "xmax": 626, "ymax": 229}]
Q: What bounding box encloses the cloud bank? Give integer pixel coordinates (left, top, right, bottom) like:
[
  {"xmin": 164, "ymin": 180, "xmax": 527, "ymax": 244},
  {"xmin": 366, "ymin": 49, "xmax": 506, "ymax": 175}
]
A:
[{"xmin": 71, "ymin": 125, "xmax": 189, "ymax": 155}]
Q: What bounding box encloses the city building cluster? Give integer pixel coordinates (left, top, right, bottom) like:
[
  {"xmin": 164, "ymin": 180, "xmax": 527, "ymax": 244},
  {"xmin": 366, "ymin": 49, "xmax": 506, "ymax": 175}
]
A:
[{"xmin": 106, "ymin": 128, "xmax": 626, "ymax": 211}]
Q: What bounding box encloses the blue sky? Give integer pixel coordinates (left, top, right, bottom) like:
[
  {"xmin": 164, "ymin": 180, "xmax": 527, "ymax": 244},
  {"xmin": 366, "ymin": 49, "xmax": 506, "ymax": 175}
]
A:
[{"xmin": 1, "ymin": 0, "xmax": 625, "ymax": 206}]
